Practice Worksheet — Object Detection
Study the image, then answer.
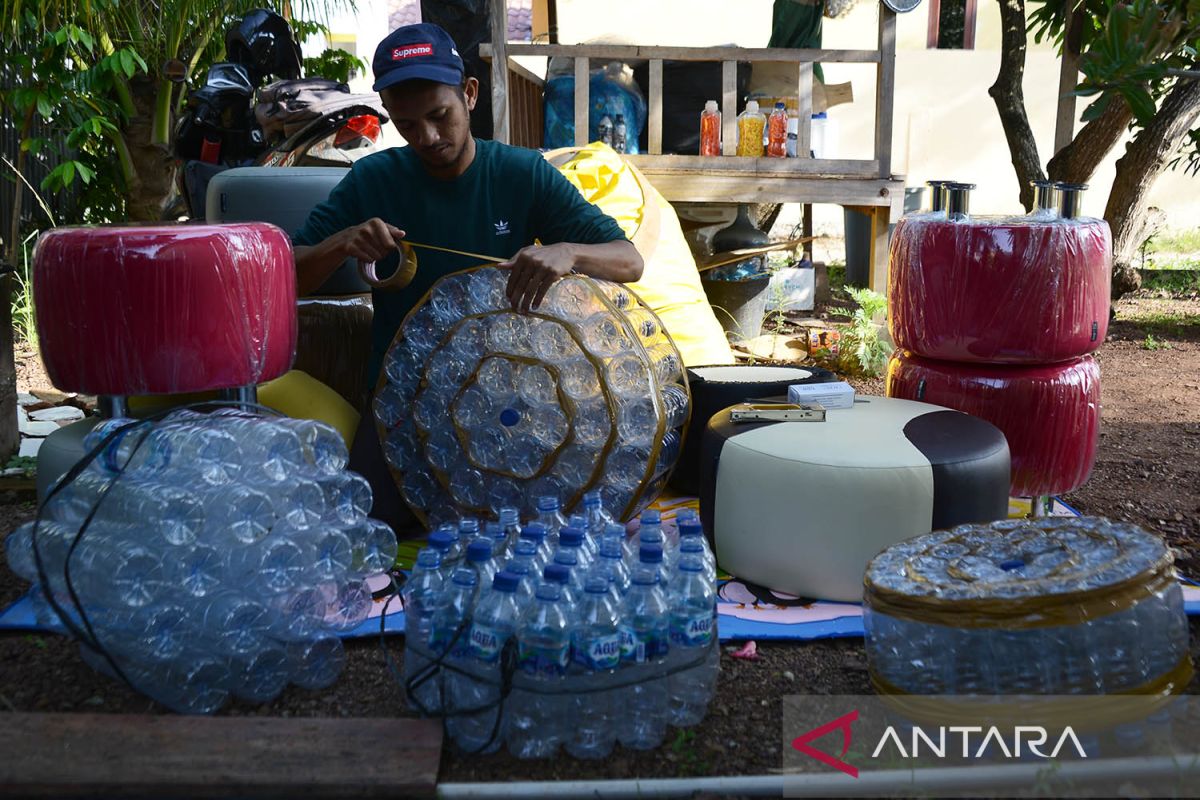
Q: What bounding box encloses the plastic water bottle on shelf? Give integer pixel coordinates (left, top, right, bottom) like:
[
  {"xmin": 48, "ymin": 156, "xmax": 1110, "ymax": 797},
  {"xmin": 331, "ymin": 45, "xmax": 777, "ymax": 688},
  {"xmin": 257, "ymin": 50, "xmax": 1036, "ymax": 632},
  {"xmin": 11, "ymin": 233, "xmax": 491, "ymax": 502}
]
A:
[
  {"xmin": 427, "ymin": 529, "xmax": 459, "ymax": 578},
  {"xmin": 566, "ymin": 575, "xmax": 622, "ymax": 760},
  {"xmin": 667, "ymin": 555, "xmax": 718, "ymax": 727},
  {"xmin": 536, "ymin": 496, "xmax": 568, "ymax": 546},
  {"xmin": 429, "ymin": 568, "xmax": 479, "ymax": 665},
  {"xmin": 544, "ymin": 561, "xmax": 580, "ymax": 605},
  {"xmin": 678, "ymin": 536, "xmax": 717, "ymax": 585},
  {"xmin": 625, "ymin": 508, "xmax": 662, "ymax": 562},
  {"xmin": 598, "ymin": 115, "xmax": 613, "ymax": 147},
  {"xmin": 616, "ymin": 546, "xmax": 670, "ymax": 750},
  {"xmin": 767, "ymin": 101, "xmax": 787, "ymax": 157},
  {"xmin": 447, "ymin": 570, "xmax": 521, "ymax": 754},
  {"xmin": 556, "ymin": 526, "xmax": 594, "ymax": 571},
  {"xmin": 612, "ymin": 114, "xmax": 627, "ymax": 154},
  {"xmin": 503, "ymin": 552, "xmax": 537, "ymax": 608},
  {"xmin": 506, "ymin": 580, "xmax": 572, "ymax": 759},
  {"xmin": 699, "ymin": 99, "xmax": 721, "ymax": 156},
  {"xmin": 465, "ymin": 539, "xmax": 498, "ymax": 598}
]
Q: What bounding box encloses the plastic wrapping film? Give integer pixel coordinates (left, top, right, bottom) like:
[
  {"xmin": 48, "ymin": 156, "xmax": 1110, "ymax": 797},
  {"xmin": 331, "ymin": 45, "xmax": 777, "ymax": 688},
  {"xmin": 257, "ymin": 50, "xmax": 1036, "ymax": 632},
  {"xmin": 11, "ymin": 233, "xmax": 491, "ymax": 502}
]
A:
[
  {"xmin": 33, "ymin": 223, "xmax": 297, "ymax": 396},
  {"xmin": 887, "ymin": 351, "xmax": 1100, "ymax": 498},
  {"xmin": 295, "ymin": 295, "xmax": 373, "ymax": 411},
  {"xmin": 372, "ymin": 266, "xmax": 690, "ymax": 527},
  {"xmin": 862, "ymin": 517, "xmax": 1192, "ymax": 697},
  {"xmin": 888, "ymin": 212, "xmax": 1111, "ymax": 364}
]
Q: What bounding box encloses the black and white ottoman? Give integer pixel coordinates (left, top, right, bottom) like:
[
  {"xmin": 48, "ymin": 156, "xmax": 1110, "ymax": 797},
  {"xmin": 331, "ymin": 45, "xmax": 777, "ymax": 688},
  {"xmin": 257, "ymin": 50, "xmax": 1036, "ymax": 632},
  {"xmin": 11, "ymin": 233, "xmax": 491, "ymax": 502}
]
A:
[
  {"xmin": 698, "ymin": 396, "xmax": 1010, "ymax": 602},
  {"xmin": 670, "ymin": 364, "xmax": 837, "ymax": 494}
]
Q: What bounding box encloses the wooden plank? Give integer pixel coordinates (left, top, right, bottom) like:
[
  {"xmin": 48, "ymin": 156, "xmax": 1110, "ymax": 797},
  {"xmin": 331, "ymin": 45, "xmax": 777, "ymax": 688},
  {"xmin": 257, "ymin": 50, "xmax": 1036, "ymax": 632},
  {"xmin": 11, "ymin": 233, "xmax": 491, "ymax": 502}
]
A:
[
  {"xmin": 574, "ymin": 56, "xmax": 589, "ymax": 147},
  {"xmin": 0, "ymin": 712, "xmax": 443, "ymax": 798},
  {"xmin": 626, "ymin": 154, "xmax": 882, "ymax": 177},
  {"xmin": 721, "ymin": 60, "xmax": 736, "ymax": 157},
  {"xmin": 634, "ymin": 173, "xmax": 905, "ymax": 205},
  {"xmin": 796, "ymin": 62, "xmax": 813, "ymax": 159},
  {"xmin": 875, "ymin": 5, "xmax": 897, "ymax": 178},
  {"xmin": 868, "ymin": 203, "xmax": 892, "ymax": 294},
  {"xmin": 489, "ymin": 0, "xmax": 510, "ymax": 143},
  {"xmin": 480, "ymin": 43, "xmax": 881, "ymax": 63},
  {"xmin": 648, "ymin": 58, "xmax": 663, "ymax": 155},
  {"xmin": 506, "ymin": 57, "xmax": 544, "ymax": 87}
]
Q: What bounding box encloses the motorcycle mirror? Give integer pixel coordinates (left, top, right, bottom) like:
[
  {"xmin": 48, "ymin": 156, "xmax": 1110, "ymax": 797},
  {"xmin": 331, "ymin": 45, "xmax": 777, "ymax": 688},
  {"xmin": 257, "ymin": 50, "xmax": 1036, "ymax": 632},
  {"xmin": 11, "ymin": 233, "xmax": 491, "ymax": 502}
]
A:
[{"xmin": 162, "ymin": 59, "xmax": 188, "ymax": 83}]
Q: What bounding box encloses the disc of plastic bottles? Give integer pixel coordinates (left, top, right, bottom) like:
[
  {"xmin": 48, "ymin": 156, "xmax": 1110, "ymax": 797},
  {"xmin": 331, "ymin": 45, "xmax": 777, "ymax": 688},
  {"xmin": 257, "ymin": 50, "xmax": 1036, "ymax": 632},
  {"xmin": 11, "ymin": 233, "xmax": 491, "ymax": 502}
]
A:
[
  {"xmin": 373, "ymin": 267, "xmax": 691, "ymax": 524},
  {"xmin": 863, "ymin": 516, "xmax": 1191, "ymax": 696}
]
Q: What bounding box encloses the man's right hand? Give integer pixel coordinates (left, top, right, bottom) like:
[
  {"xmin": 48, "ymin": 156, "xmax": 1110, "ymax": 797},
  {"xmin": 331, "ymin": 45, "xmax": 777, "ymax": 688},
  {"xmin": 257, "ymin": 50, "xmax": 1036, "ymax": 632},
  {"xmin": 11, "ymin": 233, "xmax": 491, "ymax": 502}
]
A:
[
  {"xmin": 336, "ymin": 218, "xmax": 406, "ymax": 263},
  {"xmin": 294, "ymin": 218, "xmax": 405, "ymax": 296}
]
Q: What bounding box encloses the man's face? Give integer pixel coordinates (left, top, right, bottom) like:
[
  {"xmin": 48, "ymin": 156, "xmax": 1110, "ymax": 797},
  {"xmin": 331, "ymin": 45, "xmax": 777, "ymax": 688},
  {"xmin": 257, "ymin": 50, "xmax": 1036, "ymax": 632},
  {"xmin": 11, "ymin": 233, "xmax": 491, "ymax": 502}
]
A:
[{"xmin": 381, "ymin": 78, "xmax": 478, "ymax": 176}]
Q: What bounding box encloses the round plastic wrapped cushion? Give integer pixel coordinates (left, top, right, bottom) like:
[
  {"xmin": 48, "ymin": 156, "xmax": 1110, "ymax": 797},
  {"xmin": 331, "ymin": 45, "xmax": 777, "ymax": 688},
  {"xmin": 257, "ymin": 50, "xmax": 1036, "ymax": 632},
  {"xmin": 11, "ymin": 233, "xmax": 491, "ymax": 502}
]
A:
[
  {"xmin": 33, "ymin": 223, "xmax": 297, "ymax": 395},
  {"xmin": 669, "ymin": 363, "xmax": 837, "ymax": 494},
  {"xmin": 886, "ymin": 352, "xmax": 1101, "ymax": 497},
  {"xmin": 888, "ymin": 214, "xmax": 1111, "ymax": 364},
  {"xmin": 698, "ymin": 396, "xmax": 1010, "ymax": 602}
]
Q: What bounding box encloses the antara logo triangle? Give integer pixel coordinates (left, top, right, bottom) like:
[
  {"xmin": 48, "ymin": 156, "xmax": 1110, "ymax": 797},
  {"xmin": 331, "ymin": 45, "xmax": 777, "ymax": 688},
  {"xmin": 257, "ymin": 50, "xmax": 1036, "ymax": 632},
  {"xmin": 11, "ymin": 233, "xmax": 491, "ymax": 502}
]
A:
[{"xmin": 791, "ymin": 709, "xmax": 859, "ymax": 778}]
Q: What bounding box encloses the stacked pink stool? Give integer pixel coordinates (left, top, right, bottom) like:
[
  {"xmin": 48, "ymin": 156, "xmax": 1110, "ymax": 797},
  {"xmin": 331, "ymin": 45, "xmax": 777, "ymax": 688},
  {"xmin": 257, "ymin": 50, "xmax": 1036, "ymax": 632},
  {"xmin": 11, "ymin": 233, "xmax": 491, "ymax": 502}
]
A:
[{"xmin": 886, "ymin": 182, "xmax": 1110, "ymax": 508}]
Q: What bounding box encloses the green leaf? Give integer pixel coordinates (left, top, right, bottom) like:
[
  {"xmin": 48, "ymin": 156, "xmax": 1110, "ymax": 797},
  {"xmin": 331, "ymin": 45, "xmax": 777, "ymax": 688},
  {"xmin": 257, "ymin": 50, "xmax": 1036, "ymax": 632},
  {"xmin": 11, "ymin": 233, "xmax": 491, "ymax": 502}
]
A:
[
  {"xmin": 131, "ymin": 51, "xmax": 148, "ymax": 73},
  {"xmin": 1122, "ymin": 85, "xmax": 1157, "ymax": 123},
  {"xmin": 119, "ymin": 49, "xmax": 135, "ymax": 78},
  {"xmin": 63, "ymin": 161, "xmax": 76, "ymax": 184},
  {"xmin": 75, "ymin": 162, "xmax": 95, "ymax": 184},
  {"xmin": 35, "ymin": 94, "xmax": 52, "ymax": 118}
]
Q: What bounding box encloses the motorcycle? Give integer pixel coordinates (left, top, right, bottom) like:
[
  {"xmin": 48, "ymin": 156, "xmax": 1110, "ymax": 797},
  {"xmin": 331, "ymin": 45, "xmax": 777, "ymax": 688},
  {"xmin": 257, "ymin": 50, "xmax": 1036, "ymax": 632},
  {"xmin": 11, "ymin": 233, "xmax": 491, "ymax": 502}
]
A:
[{"xmin": 171, "ymin": 8, "xmax": 388, "ymax": 219}]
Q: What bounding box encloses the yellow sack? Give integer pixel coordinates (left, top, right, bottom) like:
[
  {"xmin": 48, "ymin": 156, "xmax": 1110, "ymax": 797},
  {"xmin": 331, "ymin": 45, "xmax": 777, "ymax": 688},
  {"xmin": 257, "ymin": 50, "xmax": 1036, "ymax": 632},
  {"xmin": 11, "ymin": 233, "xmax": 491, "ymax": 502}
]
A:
[{"xmin": 546, "ymin": 143, "xmax": 734, "ymax": 367}]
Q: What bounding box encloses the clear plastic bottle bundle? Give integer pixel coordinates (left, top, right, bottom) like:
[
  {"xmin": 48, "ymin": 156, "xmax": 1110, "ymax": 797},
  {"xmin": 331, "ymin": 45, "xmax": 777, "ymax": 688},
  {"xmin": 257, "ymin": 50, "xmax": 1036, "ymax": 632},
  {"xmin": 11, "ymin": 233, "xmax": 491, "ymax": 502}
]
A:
[
  {"xmin": 863, "ymin": 516, "xmax": 1191, "ymax": 696},
  {"xmin": 5, "ymin": 410, "xmax": 397, "ymax": 714},
  {"xmin": 374, "ymin": 267, "xmax": 691, "ymax": 525},
  {"xmin": 401, "ymin": 499, "xmax": 719, "ymax": 758}
]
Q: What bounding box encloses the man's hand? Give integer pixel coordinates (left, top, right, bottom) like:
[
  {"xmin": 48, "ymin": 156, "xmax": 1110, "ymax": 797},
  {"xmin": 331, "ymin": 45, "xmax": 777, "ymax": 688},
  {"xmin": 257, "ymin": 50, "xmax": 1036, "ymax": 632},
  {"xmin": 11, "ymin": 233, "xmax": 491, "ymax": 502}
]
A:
[
  {"xmin": 336, "ymin": 218, "xmax": 406, "ymax": 263},
  {"xmin": 501, "ymin": 243, "xmax": 577, "ymax": 314}
]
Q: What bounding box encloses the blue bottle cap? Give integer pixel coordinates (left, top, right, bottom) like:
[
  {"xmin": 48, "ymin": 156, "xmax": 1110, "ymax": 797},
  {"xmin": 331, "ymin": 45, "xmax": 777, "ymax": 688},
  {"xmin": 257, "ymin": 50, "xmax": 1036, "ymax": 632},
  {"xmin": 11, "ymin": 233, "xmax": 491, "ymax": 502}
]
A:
[
  {"xmin": 512, "ymin": 539, "xmax": 538, "ymax": 558},
  {"xmin": 466, "ymin": 539, "xmax": 493, "ymax": 562},
  {"xmin": 640, "ymin": 509, "xmax": 661, "ymax": 525},
  {"xmin": 436, "ymin": 522, "xmax": 460, "ymax": 540},
  {"xmin": 521, "ymin": 522, "xmax": 547, "ymax": 540},
  {"xmin": 560, "ymin": 527, "xmax": 585, "ymax": 547},
  {"xmin": 678, "ymin": 519, "xmax": 703, "ymax": 538},
  {"xmin": 498, "ymin": 506, "xmax": 520, "ymax": 524},
  {"xmin": 428, "ymin": 530, "xmax": 455, "ymax": 551},
  {"xmin": 679, "ymin": 537, "xmax": 704, "ymax": 554},
  {"xmin": 493, "ymin": 570, "xmax": 520, "ymax": 593},
  {"xmin": 499, "ymin": 408, "xmax": 521, "ymax": 427},
  {"xmin": 639, "ymin": 544, "xmax": 664, "ymax": 564},
  {"xmin": 543, "ymin": 564, "xmax": 570, "ymax": 584}
]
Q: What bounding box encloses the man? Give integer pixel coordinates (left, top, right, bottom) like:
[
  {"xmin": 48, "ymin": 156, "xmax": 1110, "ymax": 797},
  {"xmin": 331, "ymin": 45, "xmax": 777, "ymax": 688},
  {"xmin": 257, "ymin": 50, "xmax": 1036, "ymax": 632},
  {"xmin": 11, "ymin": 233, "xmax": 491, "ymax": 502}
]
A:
[{"xmin": 292, "ymin": 22, "xmax": 642, "ymax": 528}]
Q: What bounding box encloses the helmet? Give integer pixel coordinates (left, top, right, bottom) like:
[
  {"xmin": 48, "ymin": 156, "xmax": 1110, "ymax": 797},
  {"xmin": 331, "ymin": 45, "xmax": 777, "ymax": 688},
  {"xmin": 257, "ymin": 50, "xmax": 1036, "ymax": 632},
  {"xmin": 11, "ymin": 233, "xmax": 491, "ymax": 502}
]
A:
[{"xmin": 224, "ymin": 8, "xmax": 303, "ymax": 83}]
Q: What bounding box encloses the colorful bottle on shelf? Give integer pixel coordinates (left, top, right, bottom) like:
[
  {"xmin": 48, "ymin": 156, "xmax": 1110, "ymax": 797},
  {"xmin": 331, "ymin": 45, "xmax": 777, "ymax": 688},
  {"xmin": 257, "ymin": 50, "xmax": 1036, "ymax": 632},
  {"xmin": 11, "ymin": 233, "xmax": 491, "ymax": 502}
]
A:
[
  {"xmin": 612, "ymin": 114, "xmax": 627, "ymax": 154},
  {"xmin": 735, "ymin": 100, "xmax": 765, "ymax": 157},
  {"xmin": 766, "ymin": 102, "xmax": 787, "ymax": 158},
  {"xmin": 699, "ymin": 100, "xmax": 721, "ymax": 156}
]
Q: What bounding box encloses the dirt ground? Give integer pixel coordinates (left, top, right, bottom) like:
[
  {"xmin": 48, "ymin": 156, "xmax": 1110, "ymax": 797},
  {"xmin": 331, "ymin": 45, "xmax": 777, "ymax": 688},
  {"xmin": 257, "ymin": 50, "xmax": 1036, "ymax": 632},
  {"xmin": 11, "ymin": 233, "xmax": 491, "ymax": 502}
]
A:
[{"xmin": 1, "ymin": 291, "xmax": 1198, "ymax": 783}]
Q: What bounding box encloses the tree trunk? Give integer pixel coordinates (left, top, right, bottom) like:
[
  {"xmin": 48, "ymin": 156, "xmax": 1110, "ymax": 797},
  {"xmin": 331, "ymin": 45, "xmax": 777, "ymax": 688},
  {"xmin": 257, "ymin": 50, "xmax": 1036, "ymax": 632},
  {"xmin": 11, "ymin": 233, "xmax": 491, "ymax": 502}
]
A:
[
  {"xmin": 1046, "ymin": 98, "xmax": 1133, "ymax": 185},
  {"xmin": 989, "ymin": 0, "xmax": 1044, "ymax": 211},
  {"xmin": 1104, "ymin": 75, "xmax": 1200, "ymax": 298},
  {"xmin": 122, "ymin": 76, "xmax": 177, "ymax": 222},
  {"xmin": 752, "ymin": 203, "xmax": 783, "ymax": 236}
]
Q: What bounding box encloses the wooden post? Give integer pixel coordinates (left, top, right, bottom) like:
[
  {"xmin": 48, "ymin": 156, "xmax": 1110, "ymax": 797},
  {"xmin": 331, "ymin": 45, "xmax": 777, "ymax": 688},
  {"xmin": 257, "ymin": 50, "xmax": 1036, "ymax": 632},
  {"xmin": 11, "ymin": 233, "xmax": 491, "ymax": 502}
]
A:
[
  {"xmin": 490, "ymin": 0, "xmax": 510, "ymax": 143},
  {"xmin": 868, "ymin": 204, "xmax": 891, "ymax": 294},
  {"xmin": 797, "ymin": 62, "xmax": 813, "ymax": 159},
  {"xmin": 721, "ymin": 60, "xmax": 737, "ymax": 156},
  {"xmin": 648, "ymin": 59, "xmax": 663, "ymax": 155},
  {"xmin": 574, "ymin": 56, "xmax": 589, "ymax": 146},
  {"xmin": 875, "ymin": 5, "xmax": 897, "ymax": 178}
]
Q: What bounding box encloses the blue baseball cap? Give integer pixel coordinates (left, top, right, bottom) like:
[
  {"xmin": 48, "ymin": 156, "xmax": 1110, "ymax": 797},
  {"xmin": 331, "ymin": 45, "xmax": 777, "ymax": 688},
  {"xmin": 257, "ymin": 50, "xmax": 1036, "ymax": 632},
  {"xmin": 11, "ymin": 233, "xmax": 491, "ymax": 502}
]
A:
[{"xmin": 372, "ymin": 23, "xmax": 464, "ymax": 93}]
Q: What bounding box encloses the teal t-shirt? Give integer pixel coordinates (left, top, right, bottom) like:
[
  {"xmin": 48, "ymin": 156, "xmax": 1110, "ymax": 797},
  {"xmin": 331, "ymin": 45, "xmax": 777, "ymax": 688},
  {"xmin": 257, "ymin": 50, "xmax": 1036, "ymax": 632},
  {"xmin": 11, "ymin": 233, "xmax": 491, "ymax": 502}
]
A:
[{"xmin": 292, "ymin": 138, "xmax": 628, "ymax": 388}]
